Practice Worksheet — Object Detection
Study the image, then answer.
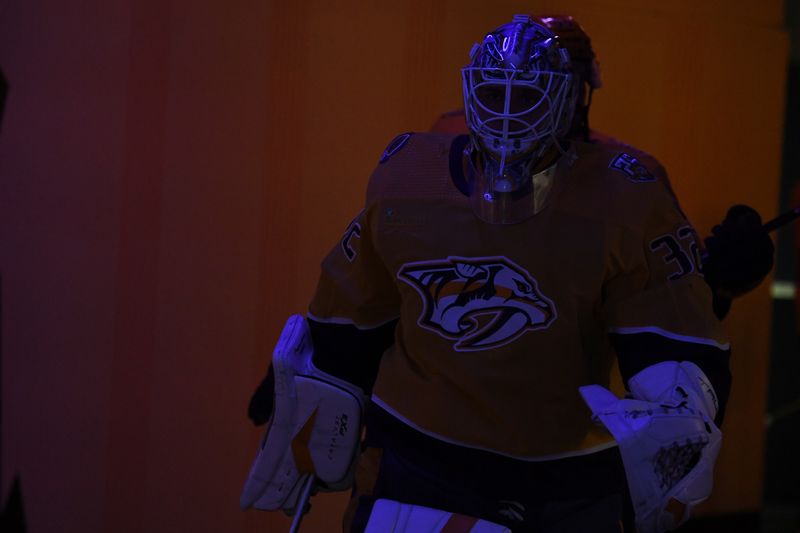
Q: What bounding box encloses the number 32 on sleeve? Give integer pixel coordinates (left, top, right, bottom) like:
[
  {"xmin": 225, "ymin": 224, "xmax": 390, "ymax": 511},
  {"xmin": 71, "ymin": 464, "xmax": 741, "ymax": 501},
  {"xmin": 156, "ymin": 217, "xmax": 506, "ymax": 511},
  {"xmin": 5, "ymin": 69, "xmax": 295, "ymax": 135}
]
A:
[{"xmin": 649, "ymin": 226, "xmax": 703, "ymax": 281}]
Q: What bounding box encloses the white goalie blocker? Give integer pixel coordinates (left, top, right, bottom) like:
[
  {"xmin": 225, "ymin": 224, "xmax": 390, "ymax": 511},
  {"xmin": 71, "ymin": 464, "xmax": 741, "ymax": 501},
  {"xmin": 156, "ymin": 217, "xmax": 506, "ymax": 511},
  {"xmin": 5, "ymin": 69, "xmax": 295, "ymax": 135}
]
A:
[
  {"xmin": 580, "ymin": 361, "xmax": 722, "ymax": 533},
  {"xmin": 240, "ymin": 314, "xmax": 366, "ymax": 513}
]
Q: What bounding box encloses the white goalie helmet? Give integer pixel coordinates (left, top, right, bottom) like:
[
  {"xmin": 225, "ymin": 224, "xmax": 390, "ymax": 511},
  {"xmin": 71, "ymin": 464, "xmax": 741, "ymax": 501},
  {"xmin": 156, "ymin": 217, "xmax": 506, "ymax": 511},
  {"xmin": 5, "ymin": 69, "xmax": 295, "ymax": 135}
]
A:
[{"xmin": 462, "ymin": 14, "xmax": 576, "ymax": 224}]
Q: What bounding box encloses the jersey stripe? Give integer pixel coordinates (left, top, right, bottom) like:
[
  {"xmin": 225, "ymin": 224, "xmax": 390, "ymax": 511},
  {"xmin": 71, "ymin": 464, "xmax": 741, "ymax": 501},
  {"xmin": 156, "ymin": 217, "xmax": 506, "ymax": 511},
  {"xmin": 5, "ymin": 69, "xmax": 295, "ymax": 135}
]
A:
[
  {"xmin": 608, "ymin": 326, "xmax": 730, "ymax": 351},
  {"xmin": 307, "ymin": 312, "xmax": 399, "ymax": 330}
]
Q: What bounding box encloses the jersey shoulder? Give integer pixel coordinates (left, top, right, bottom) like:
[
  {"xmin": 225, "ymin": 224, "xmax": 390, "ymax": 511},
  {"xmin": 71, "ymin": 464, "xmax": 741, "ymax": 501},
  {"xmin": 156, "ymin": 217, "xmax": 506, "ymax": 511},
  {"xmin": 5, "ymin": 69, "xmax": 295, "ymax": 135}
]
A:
[
  {"xmin": 584, "ymin": 131, "xmax": 678, "ymax": 193},
  {"xmin": 574, "ymin": 138, "xmax": 666, "ymax": 185},
  {"xmin": 564, "ymin": 140, "xmax": 683, "ymax": 231},
  {"xmin": 366, "ymin": 132, "xmax": 466, "ymax": 205}
]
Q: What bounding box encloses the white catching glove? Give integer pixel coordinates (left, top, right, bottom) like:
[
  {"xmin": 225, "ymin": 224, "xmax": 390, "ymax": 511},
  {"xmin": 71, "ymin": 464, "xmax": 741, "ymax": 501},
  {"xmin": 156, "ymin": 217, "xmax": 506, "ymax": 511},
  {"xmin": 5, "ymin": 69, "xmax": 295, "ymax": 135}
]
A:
[{"xmin": 579, "ymin": 361, "xmax": 722, "ymax": 533}]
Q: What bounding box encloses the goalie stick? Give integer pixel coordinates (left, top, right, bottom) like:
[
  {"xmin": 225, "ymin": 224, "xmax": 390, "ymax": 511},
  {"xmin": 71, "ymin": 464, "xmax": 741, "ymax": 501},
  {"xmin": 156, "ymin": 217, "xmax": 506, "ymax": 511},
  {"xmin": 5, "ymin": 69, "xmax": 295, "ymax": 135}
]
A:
[
  {"xmin": 763, "ymin": 206, "xmax": 800, "ymax": 233},
  {"xmin": 288, "ymin": 474, "xmax": 315, "ymax": 533}
]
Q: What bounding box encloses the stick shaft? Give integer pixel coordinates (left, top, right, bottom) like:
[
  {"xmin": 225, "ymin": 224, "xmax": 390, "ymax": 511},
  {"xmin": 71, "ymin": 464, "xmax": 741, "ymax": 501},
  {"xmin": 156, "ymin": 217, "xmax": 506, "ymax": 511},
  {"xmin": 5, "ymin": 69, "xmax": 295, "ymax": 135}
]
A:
[
  {"xmin": 763, "ymin": 206, "xmax": 800, "ymax": 233},
  {"xmin": 288, "ymin": 475, "xmax": 315, "ymax": 533}
]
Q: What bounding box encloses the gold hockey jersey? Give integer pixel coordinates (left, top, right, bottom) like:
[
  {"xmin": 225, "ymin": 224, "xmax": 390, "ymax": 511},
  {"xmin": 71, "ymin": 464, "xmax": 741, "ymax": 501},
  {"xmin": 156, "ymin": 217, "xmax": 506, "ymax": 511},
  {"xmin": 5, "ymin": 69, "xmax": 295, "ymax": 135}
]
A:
[{"xmin": 309, "ymin": 132, "xmax": 728, "ymax": 460}]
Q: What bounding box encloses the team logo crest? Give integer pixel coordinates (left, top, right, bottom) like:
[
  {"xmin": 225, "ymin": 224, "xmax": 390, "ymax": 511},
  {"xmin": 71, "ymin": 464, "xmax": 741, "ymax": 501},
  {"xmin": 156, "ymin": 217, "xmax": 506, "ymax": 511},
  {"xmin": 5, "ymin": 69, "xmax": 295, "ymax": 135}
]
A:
[
  {"xmin": 398, "ymin": 256, "xmax": 557, "ymax": 351},
  {"xmin": 609, "ymin": 152, "xmax": 655, "ymax": 183}
]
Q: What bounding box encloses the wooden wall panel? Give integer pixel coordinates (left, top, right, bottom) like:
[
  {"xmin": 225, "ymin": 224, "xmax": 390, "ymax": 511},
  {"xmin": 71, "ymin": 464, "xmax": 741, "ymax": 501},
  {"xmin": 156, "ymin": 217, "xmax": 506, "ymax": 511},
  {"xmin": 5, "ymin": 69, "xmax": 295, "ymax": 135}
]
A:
[{"xmin": 0, "ymin": 2, "xmax": 131, "ymax": 532}]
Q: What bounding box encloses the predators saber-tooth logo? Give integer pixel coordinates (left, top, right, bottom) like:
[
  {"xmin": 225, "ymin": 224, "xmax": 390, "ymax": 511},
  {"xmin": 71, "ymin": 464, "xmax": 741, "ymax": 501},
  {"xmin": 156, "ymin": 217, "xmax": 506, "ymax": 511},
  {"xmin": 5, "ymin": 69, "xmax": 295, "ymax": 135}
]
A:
[{"xmin": 398, "ymin": 256, "xmax": 557, "ymax": 351}]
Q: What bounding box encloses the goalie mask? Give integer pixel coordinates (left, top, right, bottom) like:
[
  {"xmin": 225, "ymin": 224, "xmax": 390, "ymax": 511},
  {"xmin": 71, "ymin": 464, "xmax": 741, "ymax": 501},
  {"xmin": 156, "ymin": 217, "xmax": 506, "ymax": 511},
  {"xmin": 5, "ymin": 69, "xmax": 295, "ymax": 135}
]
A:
[{"xmin": 462, "ymin": 14, "xmax": 576, "ymax": 224}]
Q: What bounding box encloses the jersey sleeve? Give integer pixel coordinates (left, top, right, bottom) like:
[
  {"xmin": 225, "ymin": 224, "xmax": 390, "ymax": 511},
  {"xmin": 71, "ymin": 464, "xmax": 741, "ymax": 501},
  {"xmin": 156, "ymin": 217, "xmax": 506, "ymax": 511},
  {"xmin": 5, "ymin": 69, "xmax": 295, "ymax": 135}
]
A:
[
  {"xmin": 306, "ymin": 207, "xmax": 401, "ymax": 392},
  {"xmin": 601, "ymin": 182, "xmax": 726, "ymax": 346},
  {"xmin": 308, "ymin": 207, "xmax": 400, "ymax": 327},
  {"xmin": 601, "ymin": 181, "xmax": 732, "ymax": 424}
]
